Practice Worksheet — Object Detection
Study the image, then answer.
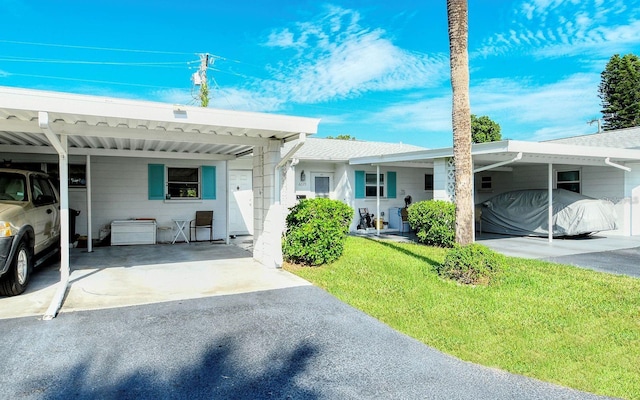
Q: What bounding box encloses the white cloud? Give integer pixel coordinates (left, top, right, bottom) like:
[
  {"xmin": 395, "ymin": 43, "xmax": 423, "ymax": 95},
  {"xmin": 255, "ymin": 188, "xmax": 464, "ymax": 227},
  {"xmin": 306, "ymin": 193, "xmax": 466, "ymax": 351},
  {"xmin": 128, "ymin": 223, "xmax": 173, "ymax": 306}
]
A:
[
  {"xmin": 470, "ymin": 73, "xmax": 601, "ymax": 141},
  {"xmin": 371, "ymin": 94, "xmax": 453, "ymax": 133},
  {"xmin": 477, "ymin": 0, "xmax": 640, "ymax": 59},
  {"xmin": 258, "ymin": 5, "xmax": 449, "ymax": 105},
  {"xmin": 265, "ymin": 29, "xmax": 297, "ymax": 49}
]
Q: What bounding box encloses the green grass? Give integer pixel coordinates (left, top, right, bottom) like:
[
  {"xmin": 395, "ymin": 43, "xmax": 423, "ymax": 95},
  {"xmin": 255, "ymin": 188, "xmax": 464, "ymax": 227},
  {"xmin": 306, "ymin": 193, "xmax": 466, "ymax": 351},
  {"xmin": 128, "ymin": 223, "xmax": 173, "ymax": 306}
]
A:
[{"xmin": 284, "ymin": 236, "xmax": 640, "ymax": 399}]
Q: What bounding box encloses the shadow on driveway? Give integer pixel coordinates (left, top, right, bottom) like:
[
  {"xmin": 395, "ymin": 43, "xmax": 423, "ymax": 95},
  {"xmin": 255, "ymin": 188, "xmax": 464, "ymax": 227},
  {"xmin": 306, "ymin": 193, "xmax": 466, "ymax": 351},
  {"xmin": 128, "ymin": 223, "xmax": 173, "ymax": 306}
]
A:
[{"xmin": 0, "ymin": 286, "xmax": 612, "ymax": 400}]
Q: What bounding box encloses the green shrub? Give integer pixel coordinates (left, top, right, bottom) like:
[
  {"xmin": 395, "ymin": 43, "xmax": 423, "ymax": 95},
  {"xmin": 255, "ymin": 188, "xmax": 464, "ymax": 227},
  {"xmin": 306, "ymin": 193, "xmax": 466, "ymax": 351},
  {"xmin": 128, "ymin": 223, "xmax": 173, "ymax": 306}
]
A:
[
  {"xmin": 438, "ymin": 244, "xmax": 505, "ymax": 285},
  {"xmin": 407, "ymin": 200, "xmax": 455, "ymax": 247},
  {"xmin": 283, "ymin": 198, "xmax": 353, "ymax": 266}
]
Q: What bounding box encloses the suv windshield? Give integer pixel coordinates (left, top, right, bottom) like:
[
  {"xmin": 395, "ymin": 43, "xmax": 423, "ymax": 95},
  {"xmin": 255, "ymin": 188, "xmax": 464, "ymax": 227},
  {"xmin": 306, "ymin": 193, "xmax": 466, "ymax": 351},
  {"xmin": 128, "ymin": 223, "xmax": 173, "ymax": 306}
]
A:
[{"xmin": 0, "ymin": 173, "xmax": 27, "ymax": 201}]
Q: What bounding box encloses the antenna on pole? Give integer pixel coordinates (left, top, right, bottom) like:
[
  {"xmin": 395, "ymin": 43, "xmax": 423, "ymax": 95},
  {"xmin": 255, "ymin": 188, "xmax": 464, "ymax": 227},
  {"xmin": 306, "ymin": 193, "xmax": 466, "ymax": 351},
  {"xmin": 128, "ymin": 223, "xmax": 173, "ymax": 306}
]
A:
[{"xmin": 587, "ymin": 118, "xmax": 602, "ymax": 133}]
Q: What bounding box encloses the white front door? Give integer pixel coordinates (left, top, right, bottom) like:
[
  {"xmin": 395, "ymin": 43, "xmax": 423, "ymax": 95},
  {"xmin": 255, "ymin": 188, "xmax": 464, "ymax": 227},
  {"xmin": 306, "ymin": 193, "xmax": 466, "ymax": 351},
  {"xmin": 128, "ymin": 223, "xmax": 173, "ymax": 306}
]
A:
[{"xmin": 229, "ymin": 170, "xmax": 253, "ymax": 235}]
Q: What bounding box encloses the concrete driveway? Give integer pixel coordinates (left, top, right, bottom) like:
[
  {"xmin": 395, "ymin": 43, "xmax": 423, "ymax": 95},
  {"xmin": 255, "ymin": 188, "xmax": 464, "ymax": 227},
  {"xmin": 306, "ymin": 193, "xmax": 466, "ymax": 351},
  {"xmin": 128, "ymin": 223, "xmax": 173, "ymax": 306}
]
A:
[
  {"xmin": 0, "ymin": 242, "xmax": 309, "ymax": 320},
  {"xmin": 477, "ymin": 233, "xmax": 640, "ymax": 278}
]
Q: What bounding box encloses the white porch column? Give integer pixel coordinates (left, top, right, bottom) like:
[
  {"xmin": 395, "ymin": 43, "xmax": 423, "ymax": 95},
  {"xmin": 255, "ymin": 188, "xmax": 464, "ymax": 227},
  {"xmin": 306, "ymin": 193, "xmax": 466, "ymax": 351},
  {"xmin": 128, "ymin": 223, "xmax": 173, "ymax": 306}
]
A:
[
  {"xmin": 433, "ymin": 158, "xmax": 450, "ymax": 201},
  {"xmin": 39, "ymin": 111, "xmax": 70, "ymax": 320},
  {"xmin": 376, "ymin": 164, "xmax": 380, "ymax": 236},
  {"xmin": 252, "ymin": 140, "xmax": 283, "ymax": 268},
  {"xmin": 86, "ymin": 154, "xmax": 93, "ymax": 252},
  {"xmin": 548, "ymin": 163, "xmax": 553, "ymax": 243}
]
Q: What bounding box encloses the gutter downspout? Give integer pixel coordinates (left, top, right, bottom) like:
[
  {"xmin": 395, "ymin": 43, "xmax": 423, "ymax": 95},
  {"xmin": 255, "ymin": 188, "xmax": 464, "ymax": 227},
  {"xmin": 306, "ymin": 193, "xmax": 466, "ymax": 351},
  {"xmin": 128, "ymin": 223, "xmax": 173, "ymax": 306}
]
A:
[
  {"xmin": 473, "ymin": 152, "xmax": 522, "ymax": 174},
  {"xmin": 604, "ymin": 157, "xmax": 631, "ymax": 172},
  {"xmin": 39, "ymin": 111, "xmax": 70, "ymax": 320},
  {"xmin": 275, "ymin": 133, "xmax": 306, "ymax": 203}
]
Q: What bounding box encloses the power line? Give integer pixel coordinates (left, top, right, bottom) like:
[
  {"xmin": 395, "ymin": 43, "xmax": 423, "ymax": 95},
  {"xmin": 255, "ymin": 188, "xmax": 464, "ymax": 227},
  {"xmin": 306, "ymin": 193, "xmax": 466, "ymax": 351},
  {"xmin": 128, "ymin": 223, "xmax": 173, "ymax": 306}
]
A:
[
  {"xmin": 8, "ymin": 73, "xmax": 182, "ymax": 90},
  {"xmin": 0, "ymin": 39, "xmax": 193, "ymax": 55},
  {"xmin": 0, "ymin": 56, "xmax": 198, "ymax": 68}
]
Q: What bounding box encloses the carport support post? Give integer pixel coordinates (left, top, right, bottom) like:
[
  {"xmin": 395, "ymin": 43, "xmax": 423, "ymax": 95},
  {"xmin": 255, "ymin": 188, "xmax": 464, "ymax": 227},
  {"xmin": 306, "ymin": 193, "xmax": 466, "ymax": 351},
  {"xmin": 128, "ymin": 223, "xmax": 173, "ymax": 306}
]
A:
[
  {"xmin": 376, "ymin": 165, "xmax": 380, "ymax": 236},
  {"xmin": 86, "ymin": 154, "xmax": 93, "ymax": 252},
  {"xmin": 548, "ymin": 163, "xmax": 553, "ymax": 243},
  {"xmin": 39, "ymin": 111, "xmax": 71, "ymax": 320}
]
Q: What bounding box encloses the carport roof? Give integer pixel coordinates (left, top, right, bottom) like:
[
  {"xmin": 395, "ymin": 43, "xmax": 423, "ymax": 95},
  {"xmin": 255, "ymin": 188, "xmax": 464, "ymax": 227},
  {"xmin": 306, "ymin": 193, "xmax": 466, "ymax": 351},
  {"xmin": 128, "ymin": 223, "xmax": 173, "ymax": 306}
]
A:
[
  {"xmin": 0, "ymin": 86, "xmax": 320, "ymax": 159},
  {"xmin": 349, "ymin": 139, "xmax": 640, "ymax": 168}
]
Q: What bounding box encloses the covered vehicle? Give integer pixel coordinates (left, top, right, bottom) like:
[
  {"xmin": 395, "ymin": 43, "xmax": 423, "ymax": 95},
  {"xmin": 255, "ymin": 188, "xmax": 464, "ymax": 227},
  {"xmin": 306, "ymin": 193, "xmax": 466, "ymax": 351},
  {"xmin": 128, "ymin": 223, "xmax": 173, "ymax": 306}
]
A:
[{"xmin": 478, "ymin": 189, "xmax": 618, "ymax": 237}]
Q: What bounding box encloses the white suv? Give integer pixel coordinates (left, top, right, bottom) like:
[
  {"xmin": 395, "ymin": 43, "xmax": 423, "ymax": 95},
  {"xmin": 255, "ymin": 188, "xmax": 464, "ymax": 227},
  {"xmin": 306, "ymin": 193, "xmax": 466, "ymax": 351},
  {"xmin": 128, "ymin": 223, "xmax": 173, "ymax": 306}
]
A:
[{"xmin": 0, "ymin": 168, "xmax": 61, "ymax": 296}]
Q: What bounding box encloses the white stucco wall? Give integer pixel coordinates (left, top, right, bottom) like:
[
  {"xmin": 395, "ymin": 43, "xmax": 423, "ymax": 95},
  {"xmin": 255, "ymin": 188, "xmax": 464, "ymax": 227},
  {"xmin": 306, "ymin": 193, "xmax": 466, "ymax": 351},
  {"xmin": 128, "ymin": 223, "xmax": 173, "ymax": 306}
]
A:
[{"xmin": 1, "ymin": 153, "xmax": 228, "ymax": 241}]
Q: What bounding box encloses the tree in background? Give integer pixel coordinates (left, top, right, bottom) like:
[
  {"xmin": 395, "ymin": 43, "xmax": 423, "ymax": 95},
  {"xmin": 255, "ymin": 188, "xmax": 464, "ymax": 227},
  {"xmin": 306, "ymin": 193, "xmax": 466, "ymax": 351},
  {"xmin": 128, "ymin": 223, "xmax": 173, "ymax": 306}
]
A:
[
  {"xmin": 471, "ymin": 114, "xmax": 502, "ymax": 143},
  {"xmin": 599, "ymin": 53, "xmax": 640, "ymax": 130},
  {"xmin": 447, "ymin": 0, "xmax": 473, "ymax": 246}
]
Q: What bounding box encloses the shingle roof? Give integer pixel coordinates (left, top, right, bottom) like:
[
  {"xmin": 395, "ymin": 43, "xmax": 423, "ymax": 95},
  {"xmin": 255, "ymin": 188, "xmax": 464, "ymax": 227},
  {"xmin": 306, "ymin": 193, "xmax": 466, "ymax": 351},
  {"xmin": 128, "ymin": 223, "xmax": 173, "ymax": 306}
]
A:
[
  {"xmin": 283, "ymin": 137, "xmax": 426, "ymax": 161},
  {"xmin": 546, "ymin": 126, "xmax": 640, "ymax": 149}
]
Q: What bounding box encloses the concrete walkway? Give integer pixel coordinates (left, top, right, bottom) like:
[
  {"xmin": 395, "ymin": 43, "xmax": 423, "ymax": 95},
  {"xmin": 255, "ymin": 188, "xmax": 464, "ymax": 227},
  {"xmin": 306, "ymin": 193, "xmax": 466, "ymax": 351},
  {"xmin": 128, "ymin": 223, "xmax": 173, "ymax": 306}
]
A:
[{"xmin": 0, "ymin": 242, "xmax": 309, "ymax": 320}]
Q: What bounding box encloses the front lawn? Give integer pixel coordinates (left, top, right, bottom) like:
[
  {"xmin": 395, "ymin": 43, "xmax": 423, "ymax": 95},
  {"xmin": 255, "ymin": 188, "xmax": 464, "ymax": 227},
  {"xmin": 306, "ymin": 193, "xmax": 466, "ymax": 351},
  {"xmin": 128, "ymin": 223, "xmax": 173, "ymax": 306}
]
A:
[{"xmin": 284, "ymin": 236, "xmax": 640, "ymax": 399}]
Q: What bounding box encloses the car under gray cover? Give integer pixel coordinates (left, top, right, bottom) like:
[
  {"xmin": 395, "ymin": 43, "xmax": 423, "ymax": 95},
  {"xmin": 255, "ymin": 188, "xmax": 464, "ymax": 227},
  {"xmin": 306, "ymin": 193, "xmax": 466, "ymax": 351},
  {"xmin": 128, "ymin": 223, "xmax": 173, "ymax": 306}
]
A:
[{"xmin": 478, "ymin": 189, "xmax": 618, "ymax": 237}]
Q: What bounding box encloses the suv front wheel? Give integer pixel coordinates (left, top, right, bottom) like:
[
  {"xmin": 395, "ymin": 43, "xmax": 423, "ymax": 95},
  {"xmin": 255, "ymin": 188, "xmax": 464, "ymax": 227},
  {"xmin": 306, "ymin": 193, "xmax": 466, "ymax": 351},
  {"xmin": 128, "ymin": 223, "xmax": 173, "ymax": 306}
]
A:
[{"xmin": 0, "ymin": 240, "xmax": 33, "ymax": 296}]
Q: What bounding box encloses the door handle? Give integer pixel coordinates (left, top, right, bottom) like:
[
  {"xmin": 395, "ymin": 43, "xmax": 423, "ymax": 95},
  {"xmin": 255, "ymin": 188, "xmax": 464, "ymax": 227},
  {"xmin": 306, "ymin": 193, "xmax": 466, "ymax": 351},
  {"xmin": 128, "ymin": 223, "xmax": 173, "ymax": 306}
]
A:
[{"xmin": 47, "ymin": 209, "xmax": 53, "ymax": 214}]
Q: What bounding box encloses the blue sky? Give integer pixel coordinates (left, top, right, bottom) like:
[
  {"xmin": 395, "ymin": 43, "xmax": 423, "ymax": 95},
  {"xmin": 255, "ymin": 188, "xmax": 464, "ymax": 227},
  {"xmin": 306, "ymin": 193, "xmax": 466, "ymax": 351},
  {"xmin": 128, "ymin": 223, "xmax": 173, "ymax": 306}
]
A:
[{"xmin": 1, "ymin": 0, "xmax": 639, "ymax": 149}]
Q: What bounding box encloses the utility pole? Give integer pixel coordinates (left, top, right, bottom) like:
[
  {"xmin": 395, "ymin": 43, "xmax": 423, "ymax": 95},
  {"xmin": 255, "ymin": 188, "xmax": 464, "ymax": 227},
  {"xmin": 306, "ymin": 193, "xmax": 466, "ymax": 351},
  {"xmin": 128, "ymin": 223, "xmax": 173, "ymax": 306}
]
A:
[{"xmin": 192, "ymin": 53, "xmax": 211, "ymax": 107}]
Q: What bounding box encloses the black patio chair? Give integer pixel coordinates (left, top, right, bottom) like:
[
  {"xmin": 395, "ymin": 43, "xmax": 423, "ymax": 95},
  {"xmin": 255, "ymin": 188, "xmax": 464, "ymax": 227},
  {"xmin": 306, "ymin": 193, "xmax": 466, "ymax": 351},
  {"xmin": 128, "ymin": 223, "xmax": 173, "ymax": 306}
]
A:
[{"xmin": 190, "ymin": 211, "xmax": 213, "ymax": 242}]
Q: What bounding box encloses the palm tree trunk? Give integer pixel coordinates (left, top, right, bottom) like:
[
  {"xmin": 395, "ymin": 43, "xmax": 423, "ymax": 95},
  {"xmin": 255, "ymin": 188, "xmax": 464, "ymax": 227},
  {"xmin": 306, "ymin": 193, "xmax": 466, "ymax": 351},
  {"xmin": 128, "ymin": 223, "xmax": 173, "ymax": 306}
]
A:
[{"xmin": 447, "ymin": 0, "xmax": 473, "ymax": 245}]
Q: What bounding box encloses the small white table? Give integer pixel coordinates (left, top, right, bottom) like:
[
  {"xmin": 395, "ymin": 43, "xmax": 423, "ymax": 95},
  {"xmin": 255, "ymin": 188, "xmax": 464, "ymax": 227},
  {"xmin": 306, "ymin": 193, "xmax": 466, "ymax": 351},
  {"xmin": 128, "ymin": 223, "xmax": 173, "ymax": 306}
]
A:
[{"xmin": 172, "ymin": 219, "xmax": 190, "ymax": 244}]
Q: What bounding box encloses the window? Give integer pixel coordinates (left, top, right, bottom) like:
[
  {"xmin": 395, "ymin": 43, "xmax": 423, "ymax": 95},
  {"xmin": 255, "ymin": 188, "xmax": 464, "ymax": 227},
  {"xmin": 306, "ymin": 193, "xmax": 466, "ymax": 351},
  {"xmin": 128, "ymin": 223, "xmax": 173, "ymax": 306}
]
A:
[
  {"xmin": 148, "ymin": 164, "xmax": 216, "ymax": 200},
  {"xmin": 355, "ymin": 170, "xmax": 396, "ymax": 199},
  {"xmin": 314, "ymin": 176, "xmax": 330, "ymax": 198},
  {"xmin": 31, "ymin": 176, "xmax": 57, "ymax": 206},
  {"xmin": 481, "ymin": 176, "xmax": 492, "ymax": 190},
  {"xmin": 167, "ymin": 167, "xmax": 199, "ymax": 199},
  {"xmin": 557, "ymin": 170, "xmax": 580, "ymax": 193},
  {"xmin": 424, "ymin": 174, "xmax": 434, "ymax": 190},
  {"xmin": 365, "ymin": 173, "xmax": 384, "ymax": 197}
]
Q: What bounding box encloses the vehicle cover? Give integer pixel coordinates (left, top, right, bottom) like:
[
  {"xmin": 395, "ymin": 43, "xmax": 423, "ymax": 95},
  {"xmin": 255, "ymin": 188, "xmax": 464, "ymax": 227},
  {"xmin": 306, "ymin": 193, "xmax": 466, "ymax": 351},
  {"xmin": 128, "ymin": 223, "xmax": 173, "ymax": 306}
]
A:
[{"xmin": 478, "ymin": 189, "xmax": 618, "ymax": 237}]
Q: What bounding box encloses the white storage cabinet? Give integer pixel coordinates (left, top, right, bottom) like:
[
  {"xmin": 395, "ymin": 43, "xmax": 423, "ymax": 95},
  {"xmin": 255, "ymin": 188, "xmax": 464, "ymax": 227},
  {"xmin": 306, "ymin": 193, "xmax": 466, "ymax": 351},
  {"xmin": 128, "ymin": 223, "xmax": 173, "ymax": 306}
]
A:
[{"xmin": 111, "ymin": 220, "xmax": 157, "ymax": 245}]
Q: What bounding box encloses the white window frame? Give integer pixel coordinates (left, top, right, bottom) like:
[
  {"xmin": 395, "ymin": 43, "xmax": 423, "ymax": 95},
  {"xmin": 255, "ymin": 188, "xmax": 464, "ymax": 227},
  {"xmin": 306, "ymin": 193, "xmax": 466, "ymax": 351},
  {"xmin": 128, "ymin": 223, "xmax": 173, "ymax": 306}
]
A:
[
  {"xmin": 166, "ymin": 166, "xmax": 201, "ymax": 200},
  {"xmin": 365, "ymin": 172, "xmax": 384, "ymax": 198},
  {"xmin": 556, "ymin": 169, "xmax": 581, "ymax": 193},
  {"xmin": 480, "ymin": 176, "xmax": 492, "ymax": 190},
  {"xmin": 311, "ymin": 172, "xmax": 333, "ymax": 199},
  {"xmin": 424, "ymin": 174, "xmax": 434, "ymax": 191}
]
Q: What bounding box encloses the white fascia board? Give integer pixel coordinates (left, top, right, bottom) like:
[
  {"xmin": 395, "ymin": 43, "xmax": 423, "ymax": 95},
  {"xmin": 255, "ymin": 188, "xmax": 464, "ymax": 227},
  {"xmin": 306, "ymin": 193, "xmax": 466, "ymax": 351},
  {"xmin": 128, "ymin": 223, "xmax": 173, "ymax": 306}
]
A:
[
  {"xmin": 504, "ymin": 140, "xmax": 640, "ymax": 161},
  {"xmin": 349, "ymin": 139, "xmax": 640, "ymax": 166},
  {"xmin": 0, "ymin": 86, "xmax": 320, "ymax": 136},
  {"xmin": 349, "ymin": 148, "xmax": 452, "ymax": 165}
]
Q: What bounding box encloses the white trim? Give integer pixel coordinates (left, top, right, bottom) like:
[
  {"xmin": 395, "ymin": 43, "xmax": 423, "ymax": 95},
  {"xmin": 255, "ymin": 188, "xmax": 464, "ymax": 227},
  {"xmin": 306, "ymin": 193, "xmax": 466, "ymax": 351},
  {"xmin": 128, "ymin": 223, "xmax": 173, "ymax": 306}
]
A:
[{"xmin": 350, "ymin": 140, "xmax": 640, "ymax": 166}]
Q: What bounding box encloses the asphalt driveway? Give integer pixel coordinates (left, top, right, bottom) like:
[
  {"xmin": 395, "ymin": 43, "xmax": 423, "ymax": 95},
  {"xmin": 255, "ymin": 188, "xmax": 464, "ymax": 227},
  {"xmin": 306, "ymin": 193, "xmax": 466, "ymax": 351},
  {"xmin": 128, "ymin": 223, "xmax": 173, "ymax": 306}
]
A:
[{"xmin": 0, "ymin": 285, "xmax": 612, "ymax": 399}]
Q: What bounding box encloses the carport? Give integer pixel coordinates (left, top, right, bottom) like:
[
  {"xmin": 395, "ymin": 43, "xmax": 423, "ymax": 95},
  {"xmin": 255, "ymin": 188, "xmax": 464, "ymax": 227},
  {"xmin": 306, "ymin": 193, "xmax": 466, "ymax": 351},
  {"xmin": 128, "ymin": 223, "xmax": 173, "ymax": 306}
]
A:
[
  {"xmin": 0, "ymin": 86, "xmax": 319, "ymax": 319},
  {"xmin": 350, "ymin": 140, "xmax": 640, "ymax": 240}
]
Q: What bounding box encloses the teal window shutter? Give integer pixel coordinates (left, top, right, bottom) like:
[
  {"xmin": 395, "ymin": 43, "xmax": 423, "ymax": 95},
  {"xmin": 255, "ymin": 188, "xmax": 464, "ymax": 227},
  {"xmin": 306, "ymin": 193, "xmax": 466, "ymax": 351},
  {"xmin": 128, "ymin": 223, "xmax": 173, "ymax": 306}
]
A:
[
  {"xmin": 355, "ymin": 170, "xmax": 365, "ymax": 199},
  {"xmin": 148, "ymin": 164, "xmax": 164, "ymax": 200},
  {"xmin": 387, "ymin": 171, "xmax": 397, "ymax": 198},
  {"xmin": 202, "ymin": 166, "xmax": 216, "ymax": 199}
]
